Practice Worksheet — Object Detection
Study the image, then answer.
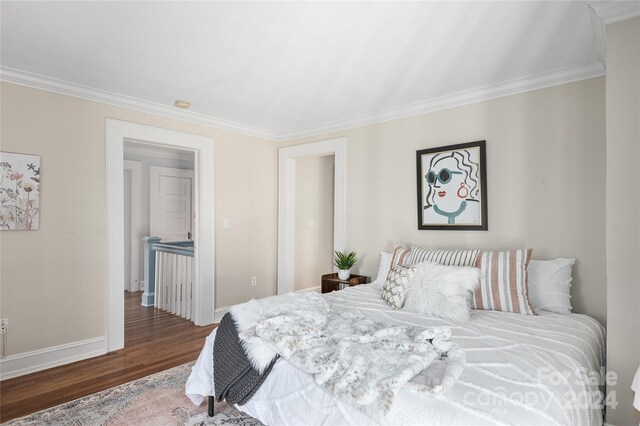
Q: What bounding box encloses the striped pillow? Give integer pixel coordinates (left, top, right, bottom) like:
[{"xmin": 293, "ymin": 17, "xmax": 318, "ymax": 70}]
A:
[
  {"xmin": 406, "ymin": 245, "xmax": 479, "ymax": 267},
  {"xmin": 473, "ymin": 249, "xmax": 535, "ymax": 315},
  {"xmin": 390, "ymin": 244, "xmax": 411, "ymax": 270}
]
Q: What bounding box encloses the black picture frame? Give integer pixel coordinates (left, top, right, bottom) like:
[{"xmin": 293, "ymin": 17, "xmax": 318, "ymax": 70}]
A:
[{"xmin": 416, "ymin": 140, "xmax": 487, "ymax": 231}]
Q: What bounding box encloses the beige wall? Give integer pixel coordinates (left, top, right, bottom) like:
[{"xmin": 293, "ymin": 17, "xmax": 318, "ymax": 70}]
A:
[
  {"xmin": 0, "ymin": 72, "xmax": 612, "ymax": 376},
  {"xmin": 605, "ymin": 16, "xmax": 640, "ymax": 426},
  {"xmin": 281, "ymin": 77, "xmax": 607, "ymax": 324},
  {"xmin": 294, "ymin": 155, "xmax": 334, "ymax": 290},
  {"xmin": 0, "ymin": 82, "xmax": 278, "ymax": 356}
]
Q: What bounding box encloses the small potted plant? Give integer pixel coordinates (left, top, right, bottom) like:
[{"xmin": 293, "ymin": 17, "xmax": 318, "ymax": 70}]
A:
[{"xmin": 334, "ymin": 250, "xmax": 357, "ymax": 280}]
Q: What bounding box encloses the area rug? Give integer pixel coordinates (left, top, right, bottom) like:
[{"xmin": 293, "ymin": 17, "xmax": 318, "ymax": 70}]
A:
[{"xmin": 4, "ymin": 362, "xmax": 263, "ymax": 426}]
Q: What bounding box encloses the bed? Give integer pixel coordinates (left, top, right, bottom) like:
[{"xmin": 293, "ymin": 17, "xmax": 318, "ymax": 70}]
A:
[{"xmin": 186, "ymin": 283, "xmax": 605, "ymax": 425}]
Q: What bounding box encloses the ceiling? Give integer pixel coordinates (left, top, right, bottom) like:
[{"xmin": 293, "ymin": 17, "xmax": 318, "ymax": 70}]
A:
[{"xmin": 0, "ymin": 1, "xmax": 614, "ymax": 140}]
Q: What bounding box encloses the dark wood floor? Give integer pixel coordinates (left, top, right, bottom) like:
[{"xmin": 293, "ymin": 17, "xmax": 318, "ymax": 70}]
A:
[{"xmin": 0, "ymin": 291, "xmax": 216, "ymax": 423}]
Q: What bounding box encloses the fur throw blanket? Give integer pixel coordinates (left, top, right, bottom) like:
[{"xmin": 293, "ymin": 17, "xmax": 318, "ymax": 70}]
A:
[{"xmin": 232, "ymin": 292, "xmax": 466, "ymax": 419}]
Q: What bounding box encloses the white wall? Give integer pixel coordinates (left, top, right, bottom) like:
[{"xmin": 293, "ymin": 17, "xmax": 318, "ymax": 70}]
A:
[
  {"xmin": 294, "ymin": 155, "xmax": 334, "ymax": 290},
  {"xmin": 605, "ymin": 16, "xmax": 640, "ymax": 426},
  {"xmin": 281, "ymin": 77, "xmax": 607, "ymax": 324}
]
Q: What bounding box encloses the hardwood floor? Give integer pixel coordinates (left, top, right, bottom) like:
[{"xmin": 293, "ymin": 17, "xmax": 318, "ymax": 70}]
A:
[{"xmin": 0, "ymin": 291, "xmax": 216, "ymax": 423}]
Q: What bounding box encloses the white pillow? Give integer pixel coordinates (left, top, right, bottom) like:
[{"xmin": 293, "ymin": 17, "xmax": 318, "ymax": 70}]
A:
[
  {"xmin": 381, "ymin": 265, "xmax": 417, "ymax": 309},
  {"xmin": 371, "ymin": 251, "xmax": 392, "ymax": 287},
  {"xmin": 528, "ymin": 258, "xmax": 575, "ymax": 314},
  {"xmin": 403, "ymin": 261, "xmax": 480, "ymax": 321}
]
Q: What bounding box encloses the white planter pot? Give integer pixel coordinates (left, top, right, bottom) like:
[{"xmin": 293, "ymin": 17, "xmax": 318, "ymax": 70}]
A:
[{"xmin": 338, "ymin": 269, "xmax": 350, "ymax": 280}]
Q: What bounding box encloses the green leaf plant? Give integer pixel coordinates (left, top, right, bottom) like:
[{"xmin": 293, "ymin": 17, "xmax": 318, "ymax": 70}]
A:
[{"xmin": 333, "ymin": 250, "xmax": 357, "ymax": 270}]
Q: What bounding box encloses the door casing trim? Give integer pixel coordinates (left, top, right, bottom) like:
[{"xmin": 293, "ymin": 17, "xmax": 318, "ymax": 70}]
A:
[{"xmin": 106, "ymin": 119, "xmax": 214, "ymax": 351}]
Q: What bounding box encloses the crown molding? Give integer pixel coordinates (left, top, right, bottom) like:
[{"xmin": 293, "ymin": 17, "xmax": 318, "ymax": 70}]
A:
[
  {"xmin": 2, "ymin": 62, "xmax": 606, "ymax": 143},
  {"xmin": 278, "ymin": 62, "xmax": 606, "ymax": 141},
  {"xmin": 589, "ymin": 5, "xmax": 608, "ymax": 67},
  {"xmin": 589, "ymin": 1, "xmax": 640, "ymax": 24},
  {"xmin": 0, "ymin": 66, "xmax": 278, "ymax": 141}
]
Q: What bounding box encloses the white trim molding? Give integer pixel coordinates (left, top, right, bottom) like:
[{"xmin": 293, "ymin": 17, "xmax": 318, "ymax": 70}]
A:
[
  {"xmin": 278, "ymin": 62, "xmax": 605, "ymax": 140},
  {"xmin": 589, "ymin": 5, "xmax": 608, "ymax": 67},
  {"xmin": 106, "ymin": 119, "xmax": 215, "ymax": 352},
  {"xmin": 294, "ymin": 285, "xmax": 321, "ymax": 293},
  {"xmin": 277, "ymin": 138, "xmax": 347, "ymax": 295},
  {"xmin": 2, "ymin": 62, "xmax": 606, "ymax": 143},
  {"xmin": 590, "ymin": 1, "xmax": 640, "ymax": 24},
  {"xmin": 0, "ymin": 66, "xmax": 276, "ymax": 141},
  {"xmin": 588, "ymin": 2, "xmax": 640, "ymax": 70},
  {"xmin": 0, "ymin": 337, "xmax": 107, "ymax": 380},
  {"xmin": 214, "ymin": 306, "xmax": 231, "ymax": 324}
]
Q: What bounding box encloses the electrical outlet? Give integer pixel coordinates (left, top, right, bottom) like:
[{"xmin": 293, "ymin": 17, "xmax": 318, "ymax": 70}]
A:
[
  {"xmin": 0, "ymin": 319, "xmax": 8, "ymax": 334},
  {"xmin": 251, "ymin": 276, "xmax": 257, "ymax": 287}
]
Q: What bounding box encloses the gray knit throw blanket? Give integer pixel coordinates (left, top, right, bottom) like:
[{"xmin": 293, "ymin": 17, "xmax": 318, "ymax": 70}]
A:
[{"xmin": 213, "ymin": 312, "xmax": 277, "ymax": 405}]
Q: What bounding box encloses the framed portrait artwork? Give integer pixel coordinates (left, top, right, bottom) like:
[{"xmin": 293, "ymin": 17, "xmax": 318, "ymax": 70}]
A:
[{"xmin": 416, "ymin": 140, "xmax": 487, "ymax": 231}]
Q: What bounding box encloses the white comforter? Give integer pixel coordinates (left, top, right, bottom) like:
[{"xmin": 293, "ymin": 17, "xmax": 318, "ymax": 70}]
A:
[
  {"xmin": 186, "ymin": 284, "xmax": 605, "ymax": 425},
  {"xmin": 240, "ymin": 292, "xmax": 466, "ymax": 419}
]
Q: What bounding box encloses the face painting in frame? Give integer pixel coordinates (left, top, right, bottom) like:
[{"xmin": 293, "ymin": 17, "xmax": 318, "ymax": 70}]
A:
[{"xmin": 417, "ymin": 141, "xmax": 487, "ymax": 230}]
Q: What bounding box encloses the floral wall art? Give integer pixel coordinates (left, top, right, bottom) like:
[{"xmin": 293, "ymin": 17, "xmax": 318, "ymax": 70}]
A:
[{"xmin": 0, "ymin": 152, "xmax": 40, "ymax": 230}]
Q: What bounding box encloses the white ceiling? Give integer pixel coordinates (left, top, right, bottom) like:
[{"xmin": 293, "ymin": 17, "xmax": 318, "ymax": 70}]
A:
[{"xmin": 0, "ymin": 1, "xmax": 615, "ymax": 140}]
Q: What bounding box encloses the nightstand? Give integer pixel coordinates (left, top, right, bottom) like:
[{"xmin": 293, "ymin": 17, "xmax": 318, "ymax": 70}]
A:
[{"xmin": 321, "ymin": 273, "xmax": 370, "ymax": 294}]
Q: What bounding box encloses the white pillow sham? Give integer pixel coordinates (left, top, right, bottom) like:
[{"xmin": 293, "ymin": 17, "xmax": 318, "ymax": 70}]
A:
[
  {"xmin": 528, "ymin": 258, "xmax": 575, "ymax": 314},
  {"xmin": 403, "ymin": 261, "xmax": 480, "ymax": 321},
  {"xmin": 371, "ymin": 251, "xmax": 392, "ymax": 287}
]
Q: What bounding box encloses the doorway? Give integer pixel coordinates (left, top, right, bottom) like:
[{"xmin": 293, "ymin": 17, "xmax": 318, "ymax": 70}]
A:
[
  {"xmin": 277, "ymin": 137, "xmax": 346, "ymax": 294},
  {"xmin": 293, "ymin": 155, "xmax": 335, "ymax": 292},
  {"xmin": 123, "ymin": 142, "xmax": 196, "ymax": 326},
  {"xmin": 106, "ymin": 119, "xmax": 215, "ymax": 352}
]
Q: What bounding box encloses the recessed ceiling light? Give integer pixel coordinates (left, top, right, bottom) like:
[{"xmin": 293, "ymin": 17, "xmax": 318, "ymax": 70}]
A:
[{"xmin": 174, "ymin": 100, "xmax": 191, "ymax": 109}]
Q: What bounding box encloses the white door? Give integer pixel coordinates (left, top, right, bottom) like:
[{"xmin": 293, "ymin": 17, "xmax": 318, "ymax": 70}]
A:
[{"xmin": 150, "ymin": 166, "xmax": 194, "ymax": 242}]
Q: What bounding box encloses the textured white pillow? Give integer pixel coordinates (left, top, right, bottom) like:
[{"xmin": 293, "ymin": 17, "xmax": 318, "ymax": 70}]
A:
[
  {"xmin": 381, "ymin": 265, "xmax": 416, "ymax": 309},
  {"xmin": 528, "ymin": 258, "xmax": 575, "ymax": 314},
  {"xmin": 403, "ymin": 262, "xmax": 480, "ymax": 321},
  {"xmin": 371, "ymin": 251, "xmax": 392, "ymax": 287}
]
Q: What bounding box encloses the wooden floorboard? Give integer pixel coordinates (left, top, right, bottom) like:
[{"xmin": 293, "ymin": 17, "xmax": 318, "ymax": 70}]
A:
[{"xmin": 0, "ymin": 291, "xmax": 216, "ymax": 423}]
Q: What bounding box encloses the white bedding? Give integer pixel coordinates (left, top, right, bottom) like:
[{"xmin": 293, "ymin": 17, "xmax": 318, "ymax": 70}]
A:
[{"xmin": 186, "ymin": 284, "xmax": 605, "ymax": 425}]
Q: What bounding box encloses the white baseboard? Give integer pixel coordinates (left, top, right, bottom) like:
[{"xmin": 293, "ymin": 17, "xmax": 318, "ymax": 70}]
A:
[
  {"xmin": 212, "ymin": 295, "xmax": 326, "ymax": 324},
  {"xmin": 213, "ymin": 306, "xmax": 231, "ymax": 323},
  {"xmin": 295, "ymin": 285, "xmax": 321, "ymax": 293},
  {"xmin": 0, "ymin": 336, "xmax": 107, "ymax": 380}
]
